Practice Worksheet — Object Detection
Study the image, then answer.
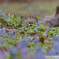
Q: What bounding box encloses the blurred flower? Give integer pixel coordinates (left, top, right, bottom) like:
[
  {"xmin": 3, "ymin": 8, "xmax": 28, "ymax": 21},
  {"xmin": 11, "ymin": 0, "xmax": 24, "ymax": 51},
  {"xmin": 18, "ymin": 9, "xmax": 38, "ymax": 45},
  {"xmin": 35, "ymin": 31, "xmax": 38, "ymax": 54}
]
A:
[
  {"xmin": 9, "ymin": 46, "xmax": 18, "ymax": 55},
  {"xmin": 36, "ymin": 26, "xmax": 38, "ymax": 31},
  {"xmin": 36, "ymin": 21, "xmax": 40, "ymax": 31},
  {"xmin": 17, "ymin": 37, "xmax": 27, "ymax": 49},
  {"xmin": 8, "ymin": 32, "xmax": 13, "ymax": 39},
  {"xmin": 37, "ymin": 21, "xmax": 40, "ymax": 27},
  {"xmin": 4, "ymin": 15, "xmax": 8, "ymax": 19},
  {"xmin": 17, "ymin": 17, "xmax": 18, "ymax": 19},
  {"xmin": 35, "ymin": 46, "xmax": 42, "ymax": 53},
  {"xmin": 28, "ymin": 36, "xmax": 31, "ymax": 41},
  {"xmin": 0, "ymin": 10, "xmax": 2, "ymax": 16},
  {"xmin": 13, "ymin": 56, "xmax": 19, "ymax": 59},
  {"xmin": 0, "ymin": 37, "xmax": 5, "ymax": 44},
  {"xmin": 49, "ymin": 37, "xmax": 52, "ymax": 40},
  {"xmin": 57, "ymin": 31, "xmax": 58, "ymax": 33},
  {"xmin": 46, "ymin": 29, "xmax": 48, "ymax": 35},
  {"xmin": 30, "ymin": 13, "xmax": 32, "ymax": 17},
  {"xmin": 54, "ymin": 35, "xmax": 59, "ymax": 41},
  {"xmin": 11, "ymin": 30, "xmax": 16, "ymax": 35},
  {"xmin": 31, "ymin": 36, "xmax": 39, "ymax": 42},
  {"xmin": 36, "ymin": 36, "xmax": 39, "ymax": 41},
  {"xmin": 40, "ymin": 19, "xmax": 43, "ymax": 21},
  {"xmin": 32, "ymin": 40, "xmax": 37, "ymax": 42},
  {"xmin": 27, "ymin": 54, "xmax": 33, "ymax": 59},
  {"xmin": 20, "ymin": 48, "xmax": 30, "ymax": 58},
  {"xmin": 34, "ymin": 54, "xmax": 45, "ymax": 59},
  {"xmin": 3, "ymin": 28, "xmax": 6, "ymax": 34},
  {"xmin": 34, "ymin": 46, "xmax": 45, "ymax": 59},
  {"xmin": 53, "ymin": 41, "xmax": 59, "ymax": 54},
  {"xmin": 49, "ymin": 48, "xmax": 56, "ymax": 56},
  {"xmin": 0, "ymin": 50, "xmax": 6, "ymax": 59},
  {"xmin": 0, "ymin": 28, "xmax": 3, "ymax": 35}
]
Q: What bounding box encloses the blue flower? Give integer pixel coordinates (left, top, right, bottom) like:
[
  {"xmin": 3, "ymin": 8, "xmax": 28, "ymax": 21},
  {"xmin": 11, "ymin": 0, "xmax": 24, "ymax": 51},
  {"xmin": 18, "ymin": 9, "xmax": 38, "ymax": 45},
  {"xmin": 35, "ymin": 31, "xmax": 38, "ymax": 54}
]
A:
[
  {"xmin": 8, "ymin": 32, "xmax": 13, "ymax": 39},
  {"xmin": 20, "ymin": 48, "xmax": 30, "ymax": 58},
  {"xmin": 9, "ymin": 46, "xmax": 18, "ymax": 55},
  {"xmin": 11, "ymin": 30, "xmax": 16, "ymax": 35},
  {"xmin": 36, "ymin": 26, "xmax": 38, "ymax": 31},
  {"xmin": 17, "ymin": 37, "xmax": 27, "ymax": 49},
  {"xmin": 54, "ymin": 35, "xmax": 59, "ymax": 41},
  {"xmin": 4, "ymin": 15, "xmax": 8, "ymax": 19},
  {"xmin": 28, "ymin": 54, "xmax": 33, "ymax": 59},
  {"xmin": 52, "ymin": 41, "xmax": 59, "ymax": 54},
  {"xmin": 0, "ymin": 10, "xmax": 2, "ymax": 16},
  {"xmin": 0, "ymin": 28, "xmax": 3, "ymax": 35},
  {"xmin": 37, "ymin": 21, "xmax": 40, "ymax": 27},
  {"xmin": 40, "ymin": 19, "xmax": 43, "ymax": 21},
  {"xmin": 36, "ymin": 36, "xmax": 39, "ymax": 41},
  {"xmin": 3, "ymin": 28, "xmax": 6, "ymax": 34},
  {"xmin": 0, "ymin": 37, "xmax": 5, "ymax": 44},
  {"xmin": 32, "ymin": 40, "xmax": 37, "ymax": 42},
  {"xmin": 17, "ymin": 17, "xmax": 18, "ymax": 19},
  {"xmin": 28, "ymin": 36, "xmax": 31, "ymax": 41},
  {"xmin": 13, "ymin": 56, "xmax": 19, "ymax": 59},
  {"xmin": 0, "ymin": 50, "xmax": 6, "ymax": 59},
  {"xmin": 35, "ymin": 46, "xmax": 42, "ymax": 53},
  {"xmin": 34, "ymin": 46, "xmax": 45, "ymax": 59},
  {"xmin": 49, "ymin": 48, "xmax": 56, "ymax": 56}
]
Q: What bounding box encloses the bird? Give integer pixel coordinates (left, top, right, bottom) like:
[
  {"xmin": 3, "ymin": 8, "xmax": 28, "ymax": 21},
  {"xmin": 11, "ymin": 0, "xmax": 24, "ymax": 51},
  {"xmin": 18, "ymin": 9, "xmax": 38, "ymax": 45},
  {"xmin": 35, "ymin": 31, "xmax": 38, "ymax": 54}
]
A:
[{"xmin": 42, "ymin": 6, "xmax": 59, "ymax": 28}]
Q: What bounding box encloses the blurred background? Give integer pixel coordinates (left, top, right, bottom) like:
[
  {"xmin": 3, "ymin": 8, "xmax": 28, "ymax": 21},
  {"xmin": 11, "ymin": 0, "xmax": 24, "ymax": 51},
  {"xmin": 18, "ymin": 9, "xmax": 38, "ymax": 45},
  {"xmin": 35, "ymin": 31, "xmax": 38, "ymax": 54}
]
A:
[{"xmin": 0, "ymin": 0, "xmax": 59, "ymax": 19}]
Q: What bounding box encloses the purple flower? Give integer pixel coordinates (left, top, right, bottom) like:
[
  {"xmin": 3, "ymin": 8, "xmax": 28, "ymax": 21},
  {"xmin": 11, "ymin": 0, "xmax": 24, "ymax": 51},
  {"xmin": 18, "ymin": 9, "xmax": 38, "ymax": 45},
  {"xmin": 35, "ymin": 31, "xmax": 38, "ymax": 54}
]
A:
[
  {"xmin": 28, "ymin": 36, "xmax": 31, "ymax": 41},
  {"xmin": 46, "ymin": 29, "xmax": 48, "ymax": 35},
  {"xmin": 30, "ymin": 13, "xmax": 32, "ymax": 17},
  {"xmin": 54, "ymin": 35, "xmax": 59, "ymax": 41},
  {"xmin": 0, "ymin": 28, "xmax": 3, "ymax": 35},
  {"xmin": 36, "ymin": 26, "xmax": 38, "ymax": 31},
  {"xmin": 32, "ymin": 40, "xmax": 37, "ymax": 42},
  {"xmin": 49, "ymin": 48, "xmax": 56, "ymax": 56},
  {"xmin": 40, "ymin": 19, "xmax": 43, "ymax": 21},
  {"xmin": 9, "ymin": 46, "xmax": 18, "ymax": 55},
  {"xmin": 8, "ymin": 32, "xmax": 13, "ymax": 39},
  {"xmin": 17, "ymin": 37, "xmax": 27, "ymax": 49},
  {"xmin": 37, "ymin": 21, "xmax": 40, "ymax": 27},
  {"xmin": 17, "ymin": 17, "xmax": 18, "ymax": 19},
  {"xmin": 13, "ymin": 56, "xmax": 19, "ymax": 59},
  {"xmin": 11, "ymin": 30, "xmax": 16, "ymax": 35},
  {"xmin": 0, "ymin": 50, "xmax": 6, "ymax": 59},
  {"xmin": 49, "ymin": 37, "xmax": 52, "ymax": 40},
  {"xmin": 34, "ymin": 54, "xmax": 45, "ymax": 59},
  {"xmin": 34, "ymin": 46, "xmax": 45, "ymax": 59},
  {"xmin": 36, "ymin": 36, "xmax": 39, "ymax": 41},
  {"xmin": 35, "ymin": 46, "xmax": 42, "ymax": 53},
  {"xmin": 0, "ymin": 10, "xmax": 2, "ymax": 16},
  {"xmin": 4, "ymin": 15, "xmax": 8, "ymax": 19},
  {"xmin": 0, "ymin": 37, "xmax": 5, "ymax": 44},
  {"xmin": 27, "ymin": 54, "xmax": 33, "ymax": 59},
  {"xmin": 20, "ymin": 48, "xmax": 30, "ymax": 58},
  {"xmin": 3, "ymin": 28, "xmax": 6, "ymax": 34}
]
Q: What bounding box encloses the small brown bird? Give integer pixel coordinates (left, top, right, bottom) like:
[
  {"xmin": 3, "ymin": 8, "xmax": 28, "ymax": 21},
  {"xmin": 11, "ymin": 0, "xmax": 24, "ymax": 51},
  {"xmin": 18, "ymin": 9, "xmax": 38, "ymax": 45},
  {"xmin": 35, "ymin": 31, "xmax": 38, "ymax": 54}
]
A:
[{"xmin": 42, "ymin": 6, "xmax": 59, "ymax": 28}]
